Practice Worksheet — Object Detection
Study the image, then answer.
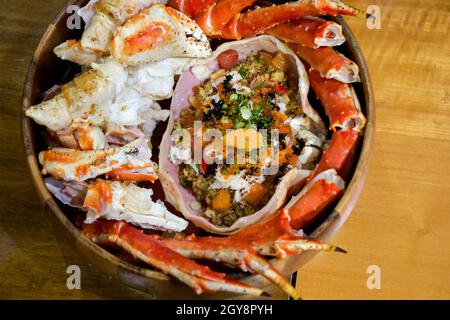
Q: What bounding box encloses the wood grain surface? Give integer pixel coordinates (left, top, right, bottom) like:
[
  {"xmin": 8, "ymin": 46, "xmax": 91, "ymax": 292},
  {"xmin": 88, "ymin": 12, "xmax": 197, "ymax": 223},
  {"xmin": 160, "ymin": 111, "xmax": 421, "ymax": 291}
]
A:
[{"xmin": 0, "ymin": 0, "xmax": 449, "ymax": 299}]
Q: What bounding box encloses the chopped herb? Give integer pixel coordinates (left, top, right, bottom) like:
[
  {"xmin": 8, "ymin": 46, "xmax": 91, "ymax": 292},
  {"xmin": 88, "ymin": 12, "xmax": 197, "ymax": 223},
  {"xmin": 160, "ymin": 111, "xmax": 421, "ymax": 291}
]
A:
[
  {"xmin": 241, "ymin": 108, "xmax": 252, "ymax": 120},
  {"xmin": 220, "ymin": 116, "xmax": 230, "ymax": 124},
  {"xmin": 238, "ymin": 67, "xmax": 248, "ymax": 79},
  {"xmin": 180, "ymin": 179, "xmax": 189, "ymax": 188},
  {"xmin": 235, "ymin": 121, "xmax": 245, "ymax": 129}
]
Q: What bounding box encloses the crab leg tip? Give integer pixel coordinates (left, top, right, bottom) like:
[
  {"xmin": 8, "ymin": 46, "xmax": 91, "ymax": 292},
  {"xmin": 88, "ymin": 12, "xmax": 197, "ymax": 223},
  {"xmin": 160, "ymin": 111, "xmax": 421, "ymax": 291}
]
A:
[
  {"xmin": 292, "ymin": 293, "xmax": 302, "ymax": 300},
  {"xmin": 334, "ymin": 246, "xmax": 347, "ymax": 254}
]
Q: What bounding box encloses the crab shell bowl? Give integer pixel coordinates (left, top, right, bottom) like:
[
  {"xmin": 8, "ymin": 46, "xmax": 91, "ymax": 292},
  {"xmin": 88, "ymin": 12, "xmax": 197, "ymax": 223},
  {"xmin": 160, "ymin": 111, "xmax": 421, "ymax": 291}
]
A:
[{"xmin": 22, "ymin": 0, "xmax": 374, "ymax": 299}]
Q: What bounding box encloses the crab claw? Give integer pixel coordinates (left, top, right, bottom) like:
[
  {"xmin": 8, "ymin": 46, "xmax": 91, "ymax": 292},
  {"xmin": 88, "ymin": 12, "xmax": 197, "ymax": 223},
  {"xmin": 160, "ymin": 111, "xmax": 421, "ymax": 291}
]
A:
[
  {"xmin": 83, "ymin": 220, "xmax": 267, "ymax": 296},
  {"xmin": 159, "ymin": 235, "xmax": 301, "ymax": 299}
]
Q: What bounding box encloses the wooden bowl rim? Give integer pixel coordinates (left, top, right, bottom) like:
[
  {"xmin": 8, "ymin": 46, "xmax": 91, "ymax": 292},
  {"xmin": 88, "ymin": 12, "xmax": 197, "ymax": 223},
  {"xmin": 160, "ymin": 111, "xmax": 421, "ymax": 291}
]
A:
[{"xmin": 21, "ymin": 1, "xmax": 374, "ymax": 298}]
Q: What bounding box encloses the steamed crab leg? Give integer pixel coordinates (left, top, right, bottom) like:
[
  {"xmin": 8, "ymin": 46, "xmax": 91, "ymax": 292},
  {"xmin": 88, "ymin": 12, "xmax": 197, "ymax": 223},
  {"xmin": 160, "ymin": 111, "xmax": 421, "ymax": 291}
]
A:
[
  {"xmin": 233, "ymin": 170, "xmax": 345, "ymax": 248},
  {"xmin": 159, "ymin": 235, "xmax": 300, "ymax": 299},
  {"xmin": 291, "ymin": 43, "xmax": 360, "ymax": 83},
  {"xmin": 219, "ymin": 0, "xmax": 363, "ymax": 39},
  {"xmin": 110, "ymin": 5, "xmax": 212, "ymax": 66},
  {"xmin": 54, "ymin": 40, "xmax": 104, "ymax": 66},
  {"xmin": 39, "ymin": 138, "xmax": 157, "ymax": 182},
  {"xmin": 80, "ymin": 0, "xmax": 165, "ymax": 54},
  {"xmin": 157, "ymin": 171, "xmax": 346, "ymax": 298},
  {"xmin": 25, "ymin": 59, "xmax": 127, "ymax": 132},
  {"xmin": 265, "ymin": 17, "xmax": 345, "ymax": 48},
  {"xmin": 45, "ymin": 178, "xmax": 189, "ymax": 231},
  {"xmin": 50, "ymin": 123, "xmax": 106, "ymax": 151},
  {"xmin": 310, "ymin": 129, "xmax": 360, "ymax": 181},
  {"xmin": 193, "ymin": 0, "xmax": 255, "ymax": 37},
  {"xmin": 55, "ymin": 3, "xmax": 213, "ymax": 67},
  {"xmin": 168, "ymin": 0, "xmax": 216, "ymax": 17},
  {"xmin": 159, "ymin": 232, "xmax": 344, "ymax": 299},
  {"xmin": 307, "ymin": 68, "xmax": 366, "ymax": 130},
  {"xmin": 172, "ymin": 0, "xmax": 362, "ymax": 39},
  {"xmin": 82, "ymin": 220, "xmax": 266, "ymax": 296}
]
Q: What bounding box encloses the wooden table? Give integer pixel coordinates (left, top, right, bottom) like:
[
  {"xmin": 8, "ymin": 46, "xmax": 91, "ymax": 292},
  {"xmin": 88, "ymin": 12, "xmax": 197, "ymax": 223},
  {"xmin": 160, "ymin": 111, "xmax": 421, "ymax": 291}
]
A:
[{"xmin": 0, "ymin": 0, "xmax": 449, "ymax": 299}]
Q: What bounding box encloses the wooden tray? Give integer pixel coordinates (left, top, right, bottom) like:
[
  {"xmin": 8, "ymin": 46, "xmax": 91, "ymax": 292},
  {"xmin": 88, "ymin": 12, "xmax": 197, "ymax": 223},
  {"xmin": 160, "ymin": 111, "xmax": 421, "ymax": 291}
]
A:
[{"xmin": 21, "ymin": 0, "xmax": 375, "ymax": 299}]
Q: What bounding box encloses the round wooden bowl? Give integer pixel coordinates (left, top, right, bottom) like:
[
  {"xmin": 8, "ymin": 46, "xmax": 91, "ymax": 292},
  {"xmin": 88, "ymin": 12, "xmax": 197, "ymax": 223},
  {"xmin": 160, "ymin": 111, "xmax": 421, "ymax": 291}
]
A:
[{"xmin": 21, "ymin": 0, "xmax": 374, "ymax": 299}]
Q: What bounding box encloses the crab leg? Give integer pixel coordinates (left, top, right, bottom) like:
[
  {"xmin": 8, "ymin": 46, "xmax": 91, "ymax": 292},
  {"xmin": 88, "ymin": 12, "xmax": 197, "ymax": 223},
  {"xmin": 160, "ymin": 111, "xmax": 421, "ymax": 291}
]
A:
[
  {"xmin": 39, "ymin": 138, "xmax": 157, "ymax": 182},
  {"xmin": 310, "ymin": 129, "xmax": 360, "ymax": 181},
  {"xmin": 159, "ymin": 235, "xmax": 300, "ymax": 299},
  {"xmin": 233, "ymin": 170, "xmax": 345, "ymax": 249},
  {"xmin": 81, "ymin": 0, "xmax": 164, "ymax": 54},
  {"xmin": 265, "ymin": 17, "xmax": 345, "ymax": 48},
  {"xmin": 168, "ymin": 0, "xmax": 216, "ymax": 17},
  {"xmin": 83, "ymin": 220, "xmax": 266, "ymax": 296},
  {"xmin": 307, "ymin": 68, "xmax": 366, "ymax": 130},
  {"xmin": 220, "ymin": 0, "xmax": 363, "ymax": 39},
  {"xmin": 291, "ymin": 43, "xmax": 360, "ymax": 83},
  {"xmin": 193, "ymin": 0, "xmax": 256, "ymax": 36},
  {"xmin": 25, "ymin": 59, "xmax": 127, "ymax": 132},
  {"xmin": 51, "ymin": 123, "xmax": 106, "ymax": 151},
  {"xmin": 54, "ymin": 40, "xmax": 104, "ymax": 66}
]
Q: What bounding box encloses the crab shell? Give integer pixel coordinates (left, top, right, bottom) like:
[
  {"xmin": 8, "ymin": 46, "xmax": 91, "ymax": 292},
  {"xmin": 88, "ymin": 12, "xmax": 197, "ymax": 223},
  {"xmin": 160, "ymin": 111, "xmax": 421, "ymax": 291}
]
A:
[
  {"xmin": 159, "ymin": 35, "xmax": 324, "ymax": 235},
  {"xmin": 111, "ymin": 4, "xmax": 211, "ymax": 66}
]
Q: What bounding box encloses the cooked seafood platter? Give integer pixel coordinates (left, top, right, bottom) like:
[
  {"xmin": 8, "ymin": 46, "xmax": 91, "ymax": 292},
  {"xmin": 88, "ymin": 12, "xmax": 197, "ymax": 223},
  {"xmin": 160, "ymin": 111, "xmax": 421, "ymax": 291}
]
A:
[{"xmin": 22, "ymin": 0, "xmax": 374, "ymax": 299}]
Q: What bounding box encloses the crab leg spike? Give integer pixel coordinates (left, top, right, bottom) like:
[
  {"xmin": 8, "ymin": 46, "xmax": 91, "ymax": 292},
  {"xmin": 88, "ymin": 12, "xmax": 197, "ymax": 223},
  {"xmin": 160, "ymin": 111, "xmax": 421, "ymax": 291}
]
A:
[
  {"xmin": 83, "ymin": 220, "xmax": 266, "ymax": 296},
  {"xmin": 265, "ymin": 17, "xmax": 345, "ymax": 48},
  {"xmin": 291, "ymin": 43, "xmax": 360, "ymax": 83},
  {"xmin": 221, "ymin": 0, "xmax": 362, "ymax": 39},
  {"xmin": 307, "ymin": 68, "xmax": 366, "ymax": 130},
  {"xmin": 273, "ymin": 235, "xmax": 347, "ymax": 256},
  {"xmin": 160, "ymin": 236, "xmax": 300, "ymax": 299}
]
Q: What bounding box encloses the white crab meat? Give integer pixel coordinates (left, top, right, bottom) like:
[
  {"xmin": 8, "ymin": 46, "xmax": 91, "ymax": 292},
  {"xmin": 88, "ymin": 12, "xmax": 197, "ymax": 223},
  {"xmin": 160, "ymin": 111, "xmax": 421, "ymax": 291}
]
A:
[
  {"xmin": 80, "ymin": 0, "xmax": 167, "ymax": 54},
  {"xmin": 26, "ymin": 58, "xmax": 127, "ymax": 131},
  {"xmin": 55, "ymin": 123, "xmax": 107, "ymax": 150},
  {"xmin": 54, "ymin": 40, "xmax": 103, "ymax": 66},
  {"xmin": 128, "ymin": 57, "xmax": 192, "ymax": 99},
  {"xmin": 84, "ymin": 180, "xmax": 188, "ymax": 232},
  {"xmin": 26, "ymin": 57, "xmax": 179, "ymax": 147},
  {"xmin": 288, "ymin": 116, "xmax": 324, "ymax": 148},
  {"xmin": 111, "ymin": 4, "xmax": 211, "ymax": 66},
  {"xmin": 39, "ymin": 138, "xmax": 156, "ymax": 182}
]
